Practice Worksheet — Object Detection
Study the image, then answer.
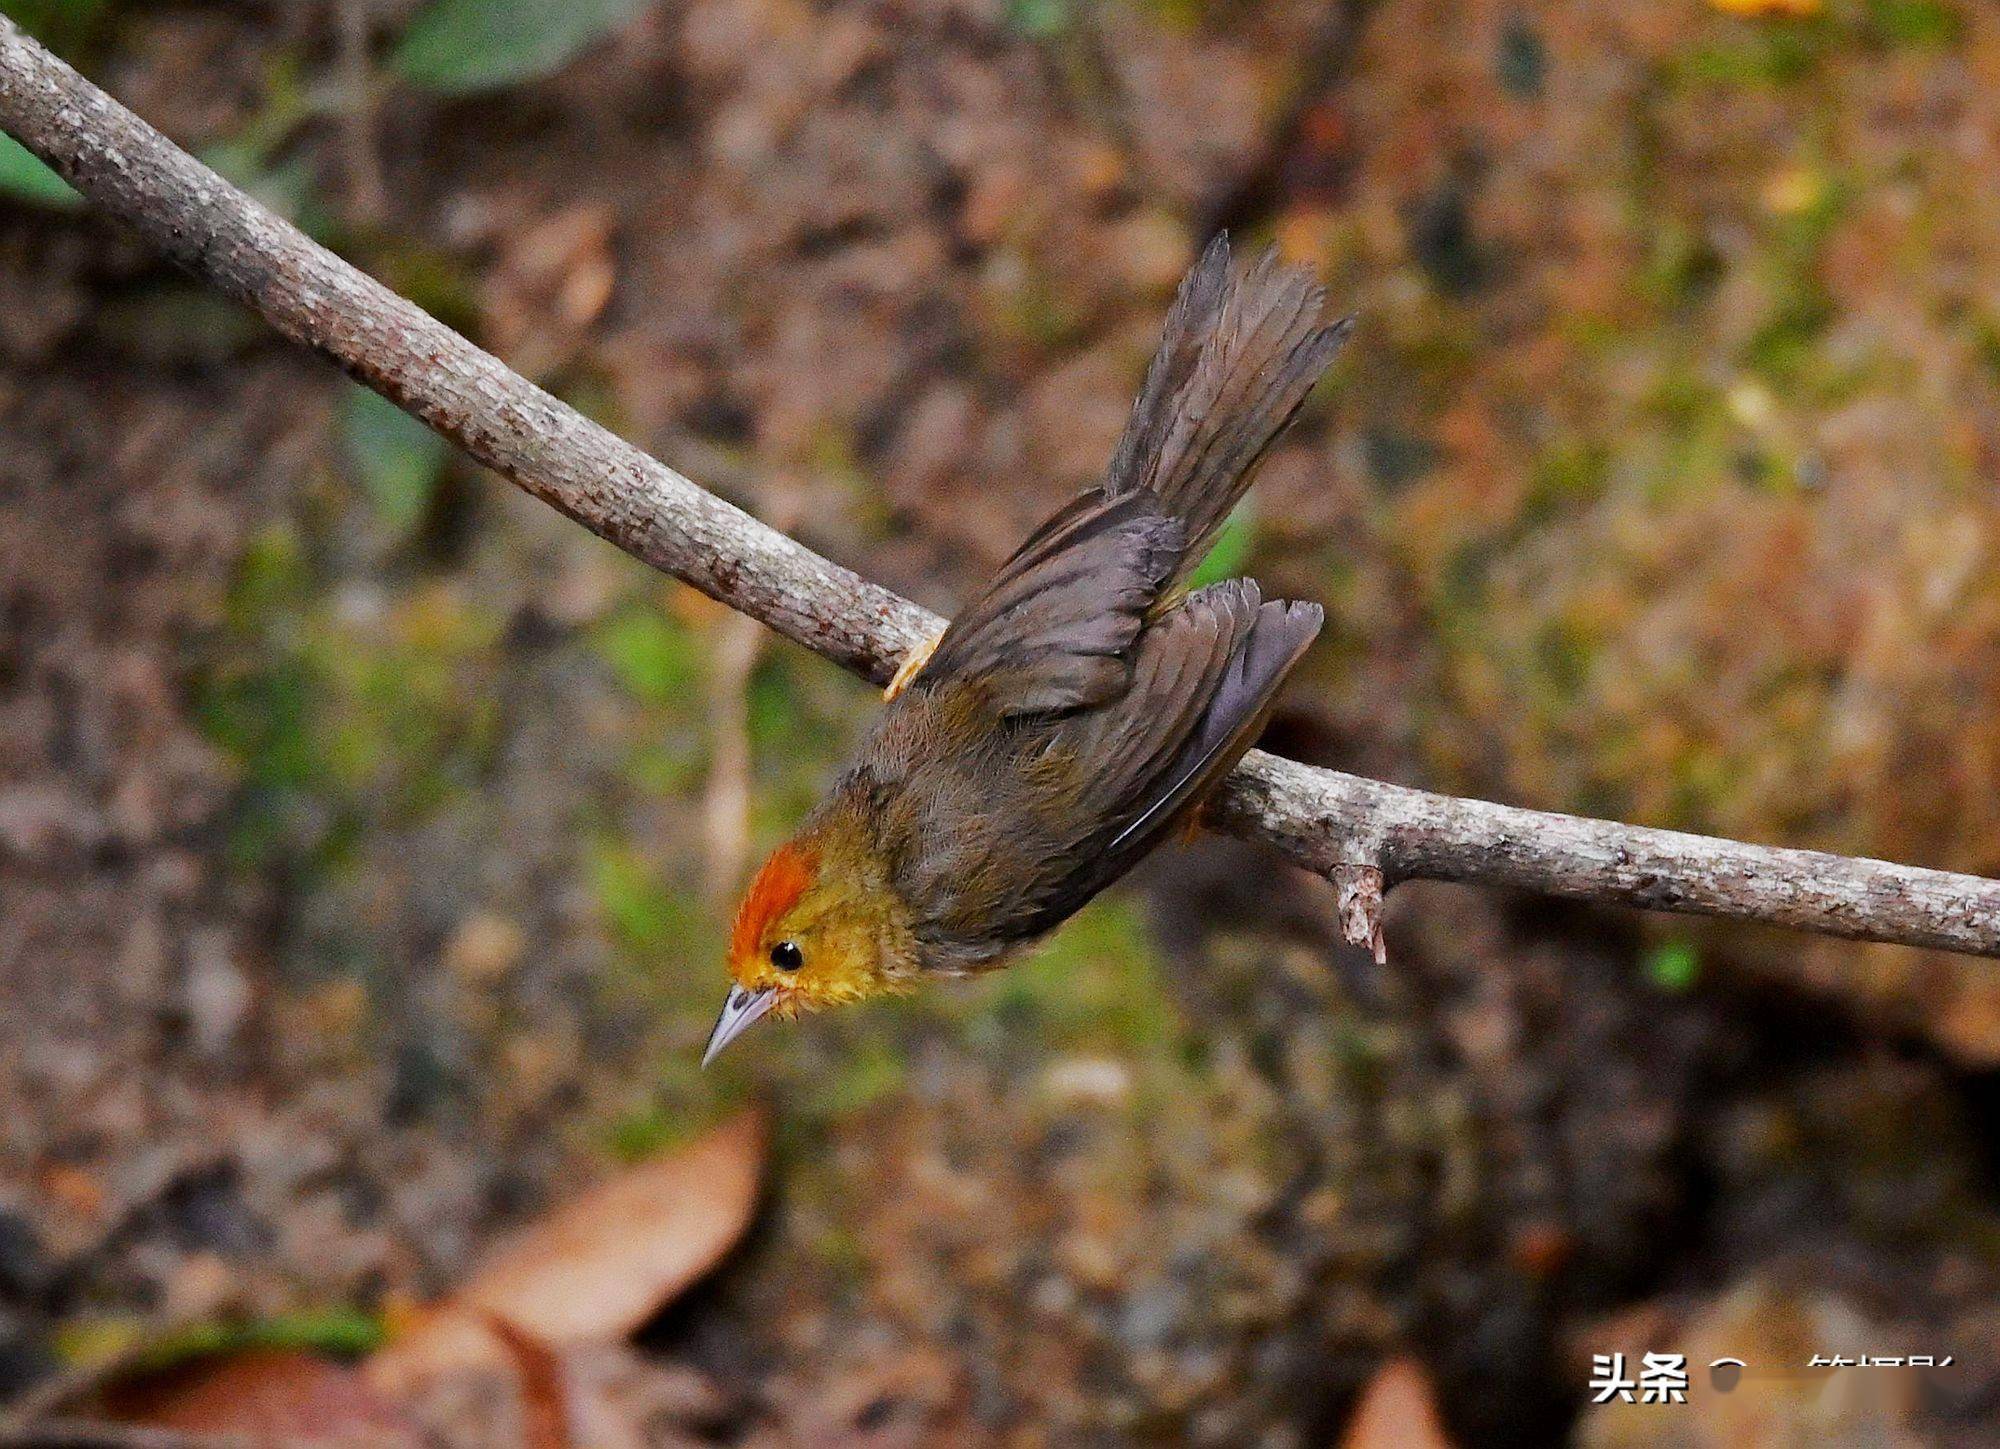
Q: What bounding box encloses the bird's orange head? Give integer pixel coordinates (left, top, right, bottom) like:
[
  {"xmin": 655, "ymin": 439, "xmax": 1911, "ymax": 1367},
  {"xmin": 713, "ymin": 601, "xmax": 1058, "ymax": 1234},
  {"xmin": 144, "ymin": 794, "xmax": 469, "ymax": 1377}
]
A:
[{"xmin": 702, "ymin": 832, "xmax": 912, "ymax": 1065}]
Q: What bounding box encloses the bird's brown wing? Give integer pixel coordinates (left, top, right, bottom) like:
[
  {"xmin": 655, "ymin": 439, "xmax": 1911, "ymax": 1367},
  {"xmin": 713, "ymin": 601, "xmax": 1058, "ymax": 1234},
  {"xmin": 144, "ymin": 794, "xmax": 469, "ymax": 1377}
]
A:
[
  {"xmin": 889, "ymin": 580, "xmax": 1321, "ymax": 964},
  {"xmin": 864, "ymin": 239, "xmax": 1342, "ymax": 965},
  {"xmin": 912, "ymin": 488, "xmax": 1185, "ymax": 719},
  {"xmin": 905, "ymin": 238, "xmax": 1345, "ymax": 723},
  {"xmin": 1055, "ymin": 579, "xmax": 1322, "ymax": 896},
  {"xmin": 1106, "ymin": 233, "xmax": 1351, "ymax": 577}
]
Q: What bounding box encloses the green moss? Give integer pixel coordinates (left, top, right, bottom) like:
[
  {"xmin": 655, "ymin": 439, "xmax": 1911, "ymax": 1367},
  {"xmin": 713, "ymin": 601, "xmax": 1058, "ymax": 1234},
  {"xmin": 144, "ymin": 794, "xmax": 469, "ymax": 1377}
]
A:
[
  {"xmin": 745, "ymin": 656, "xmax": 859, "ymax": 833},
  {"xmin": 1863, "ymin": 0, "xmax": 1962, "ymax": 48},
  {"xmin": 1666, "ymin": 741, "xmax": 1740, "ymax": 828},
  {"xmin": 225, "ymin": 524, "xmax": 313, "ymax": 632},
  {"xmin": 603, "ymin": 1101, "xmax": 707, "ymax": 1161},
  {"xmin": 1124, "ymin": 0, "xmax": 1205, "ymax": 34},
  {"xmin": 319, "ymin": 600, "xmax": 499, "ymax": 807},
  {"xmin": 197, "ymin": 535, "xmax": 508, "ymax": 872},
  {"xmin": 1771, "ymin": 172, "xmax": 1847, "ymax": 259},
  {"xmin": 593, "ymin": 607, "xmax": 701, "ymax": 705},
  {"xmin": 1970, "ymin": 316, "xmax": 2000, "ymax": 379},
  {"xmin": 1638, "ymin": 222, "xmax": 1724, "ymax": 313},
  {"xmin": 1644, "ymin": 366, "xmax": 1726, "ymax": 429},
  {"xmin": 806, "ymin": 1033, "xmax": 908, "ymax": 1116},
  {"xmin": 1745, "ymin": 284, "xmax": 1835, "ymax": 386},
  {"xmin": 1524, "ymin": 439, "xmax": 1610, "ymax": 523},
  {"xmin": 1670, "ymin": 22, "xmax": 1828, "ymax": 90},
  {"xmin": 590, "ymin": 842, "xmax": 702, "ymax": 953},
  {"xmin": 1558, "ymin": 312, "xmax": 1627, "ymax": 358},
  {"xmin": 1733, "ymin": 163, "xmax": 1847, "ymax": 393},
  {"xmin": 198, "ymin": 657, "xmax": 313, "ymax": 791},
  {"xmin": 625, "ymin": 738, "xmax": 707, "ymax": 795},
  {"xmin": 977, "ymin": 896, "xmax": 1181, "ymax": 1052},
  {"xmin": 746, "ymin": 665, "xmax": 804, "ymax": 748},
  {"xmin": 1531, "ymin": 618, "xmax": 1595, "ymax": 701}
]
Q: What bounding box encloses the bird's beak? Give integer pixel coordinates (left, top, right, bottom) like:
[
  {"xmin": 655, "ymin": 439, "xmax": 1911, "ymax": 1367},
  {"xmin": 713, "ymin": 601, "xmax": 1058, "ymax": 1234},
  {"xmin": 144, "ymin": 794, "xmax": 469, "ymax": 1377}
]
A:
[{"xmin": 701, "ymin": 983, "xmax": 779, "ymax": 1067}]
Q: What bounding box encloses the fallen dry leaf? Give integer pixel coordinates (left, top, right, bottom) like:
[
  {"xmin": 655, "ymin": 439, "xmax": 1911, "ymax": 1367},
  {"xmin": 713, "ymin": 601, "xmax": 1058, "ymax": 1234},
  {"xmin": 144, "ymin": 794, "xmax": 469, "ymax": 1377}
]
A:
[
  {"xmin": 1341, "ymin": 1358, "xmax": 1456, "ymax": 1449},
  {"xmin": 486, "ymin": 1315, "xmax": 570, "ymax": 1449},
  {"xmin": 98, "ymin": 1347, "xmax": 426, "ymax": 1446},
  {"xmin": 369, "ymin": 1108, "xmax": 767, "ymax": 1395},
  {"xmin": 388, "ymin": 1340, "xmax": 723, "ymax": 1449}
]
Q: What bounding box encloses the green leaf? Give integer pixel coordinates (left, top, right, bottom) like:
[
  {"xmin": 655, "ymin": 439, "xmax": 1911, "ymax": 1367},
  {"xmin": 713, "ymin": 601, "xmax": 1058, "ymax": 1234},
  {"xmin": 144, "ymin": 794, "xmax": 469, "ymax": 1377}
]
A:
[
  {"xmin": 189, "ymin": 55, "xmax": 318, "ymax": 223},
  {"xmin": 140, "ymin": 1310, "xmax": 388, "ymax": 1368},
  {"xmin": 5, "ymin": 0, "xmax": 108, "ymax": 52},
  {"xmin": 393, "ymin": 0, "xmax": 645, "ymax": 94},
  {"xmin": 0, "ymin": 133, "xmax": 80, "ymax": 209},
  {"xmin": 1644, "ymin": 940, "xmax": 1701, "ymax": 994},
  {"xmin": 198, "ymin": 140, "xmax": 313, "ymax": 223},
  {"xmin": 341, "ymin": 386, "xmax": 448, "ymax": 534},
  {"xmin": 1185, "ymin": 504, "xmax": 1257, "ymax": 590}
]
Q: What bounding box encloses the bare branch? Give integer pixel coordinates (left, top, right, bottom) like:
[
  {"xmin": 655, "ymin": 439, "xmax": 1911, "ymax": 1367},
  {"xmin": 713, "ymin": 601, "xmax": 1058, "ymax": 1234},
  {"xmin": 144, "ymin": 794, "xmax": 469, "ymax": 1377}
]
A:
[
  {"xmin": 1331, "ymin": 863, "xmax": 1386, "ymax": 966},
  {"xmin": 3, "ymin": 19, "xmax": 1997, "ymax": 960},
  {"xmin": 1213, "ymin": 753, "xmax": 2000, "ymax": 958}
]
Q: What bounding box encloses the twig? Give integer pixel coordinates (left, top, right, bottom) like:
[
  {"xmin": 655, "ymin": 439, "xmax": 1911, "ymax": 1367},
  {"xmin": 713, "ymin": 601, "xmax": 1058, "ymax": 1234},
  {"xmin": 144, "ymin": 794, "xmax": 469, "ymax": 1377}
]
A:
[
  {"xmin": 2, "ymin": 19, "xmax": 1998, "ymax": 961},
  {"xmin": 1332, "ymin": 863, "xmax": 1386, "ymax": 966},
  {"xmin": 1198, "ymin": 0, "xmax": 1375, "ymax": 237},
  {"xmin": 332, "ymin": 0, "xmax": 388, "ymax": 227}
]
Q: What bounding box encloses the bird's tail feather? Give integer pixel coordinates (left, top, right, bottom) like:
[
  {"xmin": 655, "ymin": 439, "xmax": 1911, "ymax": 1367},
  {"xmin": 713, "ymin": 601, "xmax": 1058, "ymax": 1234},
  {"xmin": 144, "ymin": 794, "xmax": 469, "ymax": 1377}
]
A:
[{"xmin": 1107, "ymin": 234, "xmax": 1351, "ymax": 573}]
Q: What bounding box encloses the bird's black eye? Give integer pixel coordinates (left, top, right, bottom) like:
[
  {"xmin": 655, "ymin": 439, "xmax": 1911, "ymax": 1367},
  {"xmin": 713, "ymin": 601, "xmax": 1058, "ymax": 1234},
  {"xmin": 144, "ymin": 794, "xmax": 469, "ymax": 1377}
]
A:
[{"xmin": 769, "ymin": 940, "xmax": 804, "ymax": 972}]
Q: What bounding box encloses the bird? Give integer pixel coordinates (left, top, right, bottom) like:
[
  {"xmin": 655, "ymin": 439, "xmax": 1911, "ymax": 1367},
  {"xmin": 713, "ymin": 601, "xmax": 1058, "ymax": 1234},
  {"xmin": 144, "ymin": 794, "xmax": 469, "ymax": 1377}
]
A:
[{"xmin": 703, "ymin": 234, "xmax": 1351, "ymax": 1065}]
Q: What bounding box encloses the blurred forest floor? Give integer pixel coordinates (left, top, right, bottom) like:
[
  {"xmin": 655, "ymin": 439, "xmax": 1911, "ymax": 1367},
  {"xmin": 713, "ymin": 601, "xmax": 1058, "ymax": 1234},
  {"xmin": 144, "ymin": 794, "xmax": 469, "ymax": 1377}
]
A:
[{"xmin": 7, "ymin": 0, "xmax": 2000, "ymax": 1442}]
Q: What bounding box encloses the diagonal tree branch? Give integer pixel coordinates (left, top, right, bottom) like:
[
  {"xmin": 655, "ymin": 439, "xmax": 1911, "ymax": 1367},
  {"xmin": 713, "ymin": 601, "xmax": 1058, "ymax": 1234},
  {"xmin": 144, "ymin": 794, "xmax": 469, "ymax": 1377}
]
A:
[{"xmin": 3, "ymin": 18, "xmax": 1997, "ymax": 960}]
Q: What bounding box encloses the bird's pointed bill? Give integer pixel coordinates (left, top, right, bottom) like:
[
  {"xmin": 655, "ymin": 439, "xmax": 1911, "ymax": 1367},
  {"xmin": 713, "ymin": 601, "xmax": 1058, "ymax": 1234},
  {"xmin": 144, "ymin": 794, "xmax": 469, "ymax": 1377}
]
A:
[{"xmin": 702, "ymin": 983, "xmax": 778, "ymax": 1067}]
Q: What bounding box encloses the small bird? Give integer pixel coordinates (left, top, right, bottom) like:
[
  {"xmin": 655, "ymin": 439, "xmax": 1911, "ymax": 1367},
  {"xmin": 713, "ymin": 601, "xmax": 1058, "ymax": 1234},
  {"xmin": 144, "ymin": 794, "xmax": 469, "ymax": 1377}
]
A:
[{"xmin": 704, "ymin": 236, "xmax": 1350, "ymax": 1064}]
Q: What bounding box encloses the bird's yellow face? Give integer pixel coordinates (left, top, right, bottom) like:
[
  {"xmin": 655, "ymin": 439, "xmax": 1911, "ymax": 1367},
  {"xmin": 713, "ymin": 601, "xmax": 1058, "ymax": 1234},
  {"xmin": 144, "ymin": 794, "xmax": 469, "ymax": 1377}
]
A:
[{"xmin": 702, "ymin": 841, "xmax": 908, "ymax": 1064}]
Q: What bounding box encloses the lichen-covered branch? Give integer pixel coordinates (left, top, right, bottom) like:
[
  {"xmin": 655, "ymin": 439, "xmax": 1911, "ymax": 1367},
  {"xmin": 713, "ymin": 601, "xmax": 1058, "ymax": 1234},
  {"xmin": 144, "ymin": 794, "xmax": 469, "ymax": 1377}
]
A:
[{"xmin": 4, "ymin": 18, "xmax": 1998, "ymax": 960}]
